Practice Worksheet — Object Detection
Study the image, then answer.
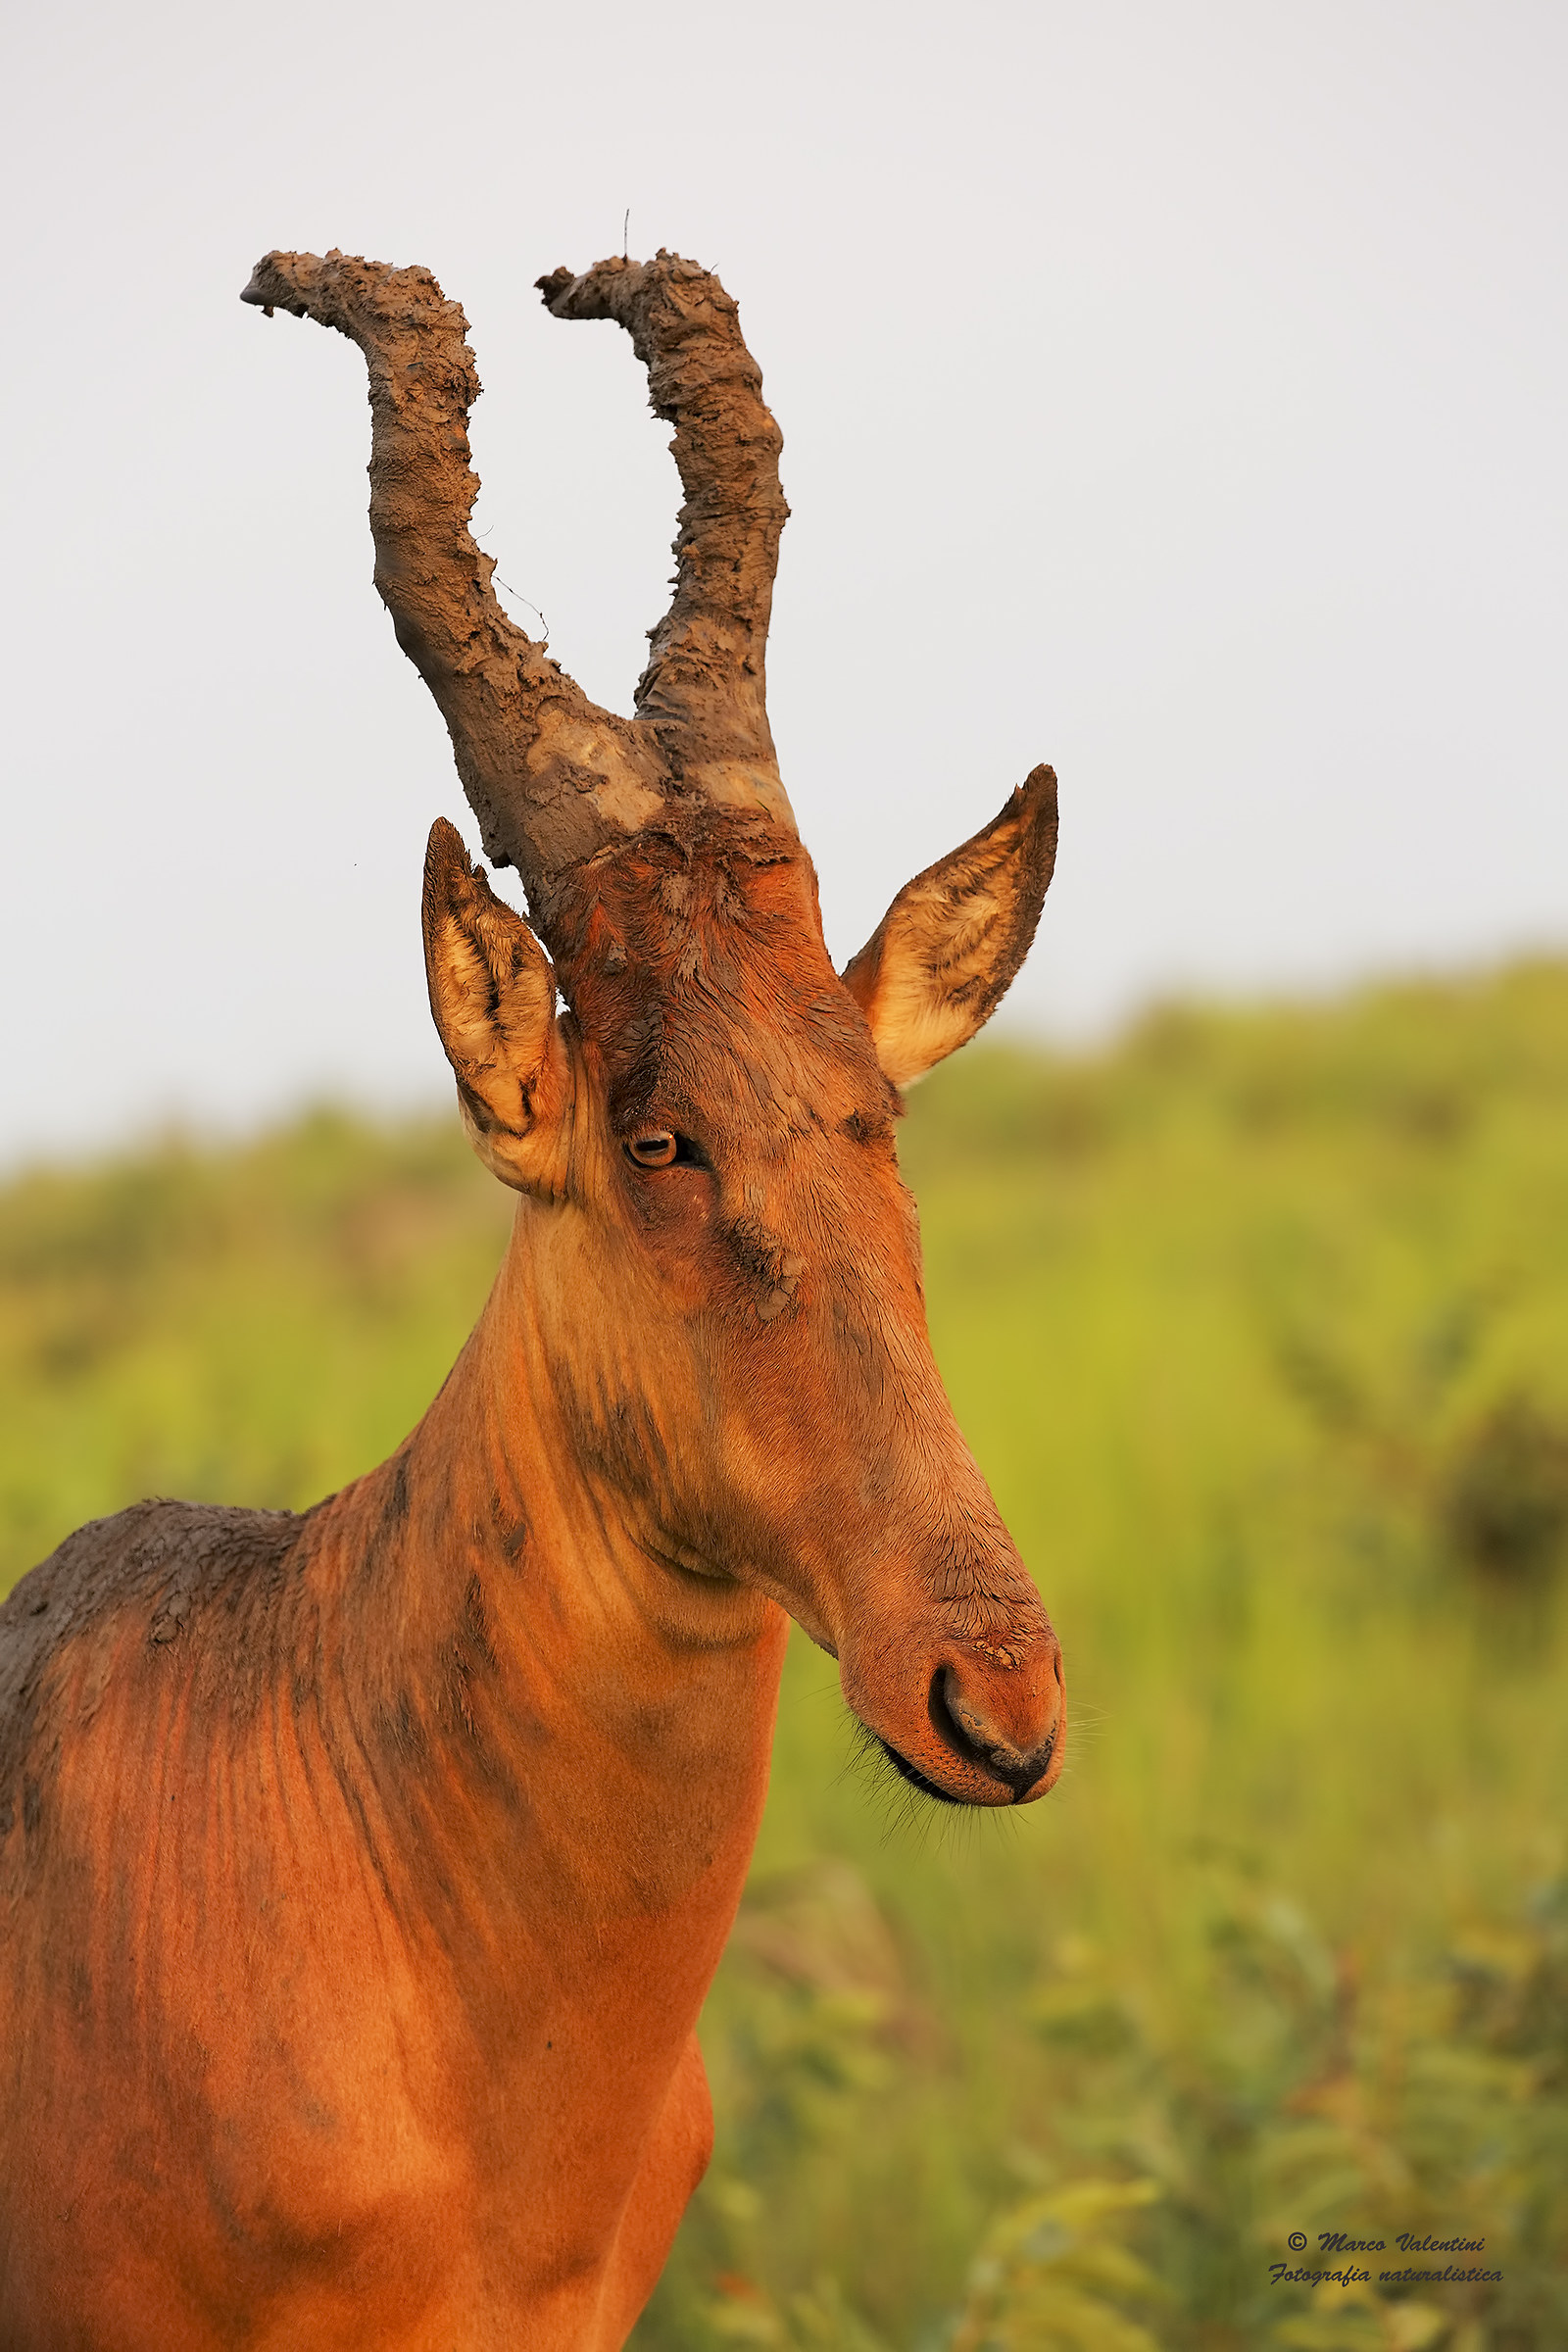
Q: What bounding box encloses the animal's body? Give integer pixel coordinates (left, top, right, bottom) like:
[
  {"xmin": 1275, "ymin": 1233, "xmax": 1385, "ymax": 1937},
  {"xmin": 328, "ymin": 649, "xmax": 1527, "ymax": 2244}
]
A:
[{"xmin": 0, "ymin": 251, "xmax": 1064, "ymax": 2347}]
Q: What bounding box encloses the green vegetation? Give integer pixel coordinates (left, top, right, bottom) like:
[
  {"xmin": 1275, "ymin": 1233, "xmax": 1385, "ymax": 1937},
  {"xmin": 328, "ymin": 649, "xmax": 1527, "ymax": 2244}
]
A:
[{"xmin": 4, "ymin": 961, "xmax": 1567, "ymax": 2350}]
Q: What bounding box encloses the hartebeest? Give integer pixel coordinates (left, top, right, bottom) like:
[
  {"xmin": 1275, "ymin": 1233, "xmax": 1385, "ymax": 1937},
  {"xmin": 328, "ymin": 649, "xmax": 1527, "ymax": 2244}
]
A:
[{"xmin": 0, "ymin": 250, "xmax": 1062, "ymax": 2348}]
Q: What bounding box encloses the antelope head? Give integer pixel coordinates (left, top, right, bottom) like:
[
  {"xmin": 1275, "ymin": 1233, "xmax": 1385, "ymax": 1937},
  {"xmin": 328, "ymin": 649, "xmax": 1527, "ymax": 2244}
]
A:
[{"xmin": 243, "ymin": 249, "xmax": 1063, "ymax": 1806}]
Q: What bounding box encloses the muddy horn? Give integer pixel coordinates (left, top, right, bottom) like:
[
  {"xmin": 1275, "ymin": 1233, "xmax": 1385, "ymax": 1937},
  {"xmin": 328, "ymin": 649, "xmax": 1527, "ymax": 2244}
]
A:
[{"xmin": 241, "ymin": 246, "xmax": 798, "ymax": 952}]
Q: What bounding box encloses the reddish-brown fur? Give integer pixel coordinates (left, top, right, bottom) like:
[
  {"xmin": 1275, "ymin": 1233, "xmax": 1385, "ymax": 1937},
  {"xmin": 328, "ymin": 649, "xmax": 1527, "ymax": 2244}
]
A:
[{"xmin": 0, "ymin": 255, "xmax": 1063, "ymax": 2347}]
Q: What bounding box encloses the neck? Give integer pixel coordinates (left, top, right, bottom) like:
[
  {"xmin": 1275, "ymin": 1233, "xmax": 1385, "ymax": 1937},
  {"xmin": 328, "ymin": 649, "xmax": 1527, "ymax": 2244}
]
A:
[{"xmin": 303, "ymin": 1208, "xmax": 788, "ymax": 2030}]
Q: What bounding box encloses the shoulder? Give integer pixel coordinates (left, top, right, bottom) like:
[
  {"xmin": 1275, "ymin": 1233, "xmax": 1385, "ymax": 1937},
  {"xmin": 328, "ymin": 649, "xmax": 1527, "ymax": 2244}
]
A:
[{"xmin": 0, "ymin": 1498, "xmax": 317, "ymax": 1765}]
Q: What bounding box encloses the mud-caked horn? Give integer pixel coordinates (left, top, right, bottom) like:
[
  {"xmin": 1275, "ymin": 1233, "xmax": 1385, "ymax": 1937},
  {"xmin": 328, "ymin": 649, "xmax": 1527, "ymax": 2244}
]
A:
[
  {"xmin": 240, "ymin": 246, "xmax": 797, "ymax": 953},
  {"xmin": 536, "ymin": 255, "xmax": 794, "ymax": 830}
]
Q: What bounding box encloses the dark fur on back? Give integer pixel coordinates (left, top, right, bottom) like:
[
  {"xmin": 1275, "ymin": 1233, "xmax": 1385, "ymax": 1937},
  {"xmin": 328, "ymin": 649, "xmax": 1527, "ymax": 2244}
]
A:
[{"xmin": 0, "ymin": 1501, "xmax": 313, "ymax": 1838}]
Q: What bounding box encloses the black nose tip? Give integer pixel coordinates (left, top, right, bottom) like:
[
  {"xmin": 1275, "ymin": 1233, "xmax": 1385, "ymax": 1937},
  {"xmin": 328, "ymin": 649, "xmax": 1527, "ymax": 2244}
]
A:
[
  {"xmin": 929, "ymin": 1665, "xmax": 1059, "ymax": 1799},
  {"xmin": 997, "ymin": 1732, "xmax": 1056, "ymax": 1796}
]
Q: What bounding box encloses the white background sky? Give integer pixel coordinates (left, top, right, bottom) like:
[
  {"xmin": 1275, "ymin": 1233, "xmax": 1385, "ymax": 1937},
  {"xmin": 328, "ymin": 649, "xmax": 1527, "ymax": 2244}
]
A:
[{"xmin": 2, "ymin": 0, "xmax": 1564, "ymax": 1164}]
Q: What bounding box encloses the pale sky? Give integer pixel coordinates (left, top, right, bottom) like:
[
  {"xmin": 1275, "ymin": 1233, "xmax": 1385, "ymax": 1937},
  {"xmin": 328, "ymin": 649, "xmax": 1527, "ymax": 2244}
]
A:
[{"xmin": 2, "ymin": 0, "xmax": 1564, "ymax": 1162}]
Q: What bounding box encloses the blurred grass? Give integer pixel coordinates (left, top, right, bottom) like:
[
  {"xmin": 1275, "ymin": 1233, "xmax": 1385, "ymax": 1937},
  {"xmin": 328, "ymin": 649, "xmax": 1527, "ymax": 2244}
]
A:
[{"xmin": 4, "ymin": 962, "xmax": 1567, "ymax": 2349}]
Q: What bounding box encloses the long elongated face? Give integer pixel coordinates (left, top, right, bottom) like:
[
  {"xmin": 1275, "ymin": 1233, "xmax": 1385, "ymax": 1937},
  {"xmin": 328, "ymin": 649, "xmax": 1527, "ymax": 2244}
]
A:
[
  {"xmin": 245, "ymin": 244, "xmax": 1063, "ymax": 1805},
  {"xmin": 423, "ymin": 784, "xmax": 1065, "ymax": 1807}
]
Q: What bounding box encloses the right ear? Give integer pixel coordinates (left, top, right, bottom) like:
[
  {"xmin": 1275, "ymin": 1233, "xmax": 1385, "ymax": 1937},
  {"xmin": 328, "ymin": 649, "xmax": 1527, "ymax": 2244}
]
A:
[
  {"xmin": 421, "ymin": 818, "xmax": 573, "ymax": 1195},
  {"xmin": 842, "ymin": 766, "xmax": 1058, "ymax": 1088}
]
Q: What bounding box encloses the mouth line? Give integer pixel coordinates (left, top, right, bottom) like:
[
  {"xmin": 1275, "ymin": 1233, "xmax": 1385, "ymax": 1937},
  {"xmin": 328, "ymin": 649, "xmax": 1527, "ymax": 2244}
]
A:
[
  {"xmin": 873, "ymin": 1733, "xmax": 989, "ymax": 1808},
  {"xmin": 873, "ymin": 1726, "xmax": 1057, "ymax": 1809}
]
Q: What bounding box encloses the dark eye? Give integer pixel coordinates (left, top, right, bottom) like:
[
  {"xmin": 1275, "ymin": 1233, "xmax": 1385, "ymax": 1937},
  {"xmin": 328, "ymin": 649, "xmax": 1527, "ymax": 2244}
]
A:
[
  {"xmin": 626, "ymin": 1132, "xmax": 678, "ymax": 1168},
  {"xmin": 623, "ymin": 1131, "xmax": 706, "ymax": 1170}
]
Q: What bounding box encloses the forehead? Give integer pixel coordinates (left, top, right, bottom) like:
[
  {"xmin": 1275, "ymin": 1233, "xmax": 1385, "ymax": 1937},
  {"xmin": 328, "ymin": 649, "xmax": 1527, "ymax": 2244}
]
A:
[{"xmin": 557, "ymin": 820, "xmax": 897, "ymax": 1143}]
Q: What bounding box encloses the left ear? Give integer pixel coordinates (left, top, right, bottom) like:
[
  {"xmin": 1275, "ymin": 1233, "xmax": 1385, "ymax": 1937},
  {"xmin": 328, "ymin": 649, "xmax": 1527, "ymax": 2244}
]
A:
[
  {"xmin": 422, "ymin": 817, "xmax": 573, "ymax": 1196},
  {"xmin": 841, "ymin": 765, "xmax": 1058, "ymax": 1087}
]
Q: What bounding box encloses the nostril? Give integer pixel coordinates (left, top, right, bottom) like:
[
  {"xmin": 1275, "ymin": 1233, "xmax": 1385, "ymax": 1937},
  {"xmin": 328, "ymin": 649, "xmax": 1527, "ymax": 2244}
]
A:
[
  {"xmin": 929, "ymin": 1663, "xmax": 1059, "ymax": 1798},
  {"xmin": 928, "ymin": 1665, "xmax": 987, "ymax": 1773}
]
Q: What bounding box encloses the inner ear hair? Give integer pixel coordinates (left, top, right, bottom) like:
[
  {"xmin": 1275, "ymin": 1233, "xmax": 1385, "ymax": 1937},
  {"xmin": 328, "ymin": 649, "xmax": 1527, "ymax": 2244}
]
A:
[
  {"xmin": 421, "ymin": 818, "xmax": 567, "ymax": 1180},
  {"xmin": 843, "ymin": 766, "xmax": 1058, "ymax": 1089}
]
